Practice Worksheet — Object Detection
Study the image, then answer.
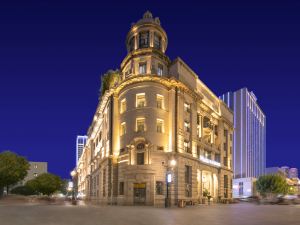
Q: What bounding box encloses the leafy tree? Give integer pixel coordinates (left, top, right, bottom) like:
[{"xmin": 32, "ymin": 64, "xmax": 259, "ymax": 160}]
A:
[
  {"xmin": 0, "ymin": 151, "xmax": 30, "ymax": 196},
  {"xmin": 99, "ymin": 69, "xmax": 120, "ymax": 96},
  {"xmin": 11, "ymin": 185, "xmax": 36, "ymax": 196},
  {"xmin": 256, "ymin": 174, "xmax": 289, "ymax": 197},
  {"xmin": 26, "ymin": 173, "xmax": 62, "ymax": 196}
]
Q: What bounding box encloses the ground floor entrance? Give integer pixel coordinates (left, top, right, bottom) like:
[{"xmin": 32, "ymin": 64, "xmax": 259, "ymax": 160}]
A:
[{"xmin": 133, "ymin": 183, "xmax": 146, "ymax": 205}]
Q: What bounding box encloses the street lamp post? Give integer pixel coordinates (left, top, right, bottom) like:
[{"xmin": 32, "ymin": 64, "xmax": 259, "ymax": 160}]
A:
[
  {"xmin": 70, "ymin": 170, "xmax": 77, "ymax": 205},
  {"xmin": 165, "ymin": 159, "xmax": 176, "ymax": 208}
]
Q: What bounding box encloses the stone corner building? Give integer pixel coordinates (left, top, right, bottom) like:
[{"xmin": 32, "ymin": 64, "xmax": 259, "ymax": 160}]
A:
[{"xmin": 76, "ymin": 11, "xmax": 233, "ymax": 206}]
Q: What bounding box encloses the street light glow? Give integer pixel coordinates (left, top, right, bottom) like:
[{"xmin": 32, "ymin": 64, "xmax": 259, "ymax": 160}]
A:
[
  {"xmin": 70, "ymin": 170, "xmax": 76, "ymax": 177},
  {"xmin": 170, "ymin": 159, "xmax": 176, "ymax": 167}
]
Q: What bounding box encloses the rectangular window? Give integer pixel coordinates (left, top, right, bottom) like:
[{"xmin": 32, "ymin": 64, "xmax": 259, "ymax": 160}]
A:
[
  {"xmin": 119, "ymin": 182, "xmax": 124, "ymax": 195},
  {"xmin": 139, "ymin": 31, "xmax": 149, "ymax": 48},
  {"xmin": 156, "ymin": 181, "xmax": 164, "ymax": 195},
  {"xmin": 239, "ymin": 182, "xmax": 243, "ymax": 196},
  {"xmin": 157, "ymin": 64, "xmax": 163, "ymax": 76},
  {"xmin": 197, "ymin": 146, "xmax": 201, "ymax": 157},
  {"xmin": 156, "ymin": 119, "xmax": 164, "ymax": 133},
  {"xmin": 103, "ymin": 169, "xmax": 106, "ymax": 197},
  {"xmin": 224, "ymin": 129, "xmax": 228, "ymax": 138},
  {"xmin": 184, "ymin": 103, "xmax": 191, "ymax": 113},
  {"xmin": 214, "ymin": 125, "xmax": 218, "ymax": 136},
  {"xmin": 184, "ymin": 140, "xmax": 191, "ymax": 153},
  {"xmin": 120, "ymin": 122, "xmax": 126, "ymax": 136},
  {"xmin": 137, "ymin": 152, "xmax": 144, "ymax": 165},
  {"xmin": 34, "ymin": 173, "xmax": 38, "ymax": 177},
  {"xmin": 224, "ymin": 143, "xmax": 228, "ymax": 152},
  {"xmin": 136, "ymin": 118, "xmax": 145, "ymax": 132},
  {"xmin": 156, "ymin": 94, "xmax": 164, "ymax": 109},
  {"xmin": 120, "ymin": 98, "xmax": 126, "ymax": 113},
  {"xmin": 154, "ymin": 33, "xmax": 161, "ymax": 50},
  {"xmin": 224, "ymin": 175, "xmax": 228, "ymax": 198},
  {"xmin": 185, "ymin": 165, "xmax": 192, "ymax": 197},
  {"xmin": 215, "ymin": 153, "xmax": 220, "ymax": 162},
  {"xmin": 205, "ymin": 151, "xmax": 212, "ymax": 160},
  {"xmin": 139, "ymin": 62, "xmax": 147, "ymax": 74},
  {"xmin": 136, "ymin": 93, "xmax": 146, "ymax": 108},
  {"xmin": 184, "ymin": 121, "xmax": 190, "ymax": 132},
  {"xmin": 224, "ymin": 157, "xmax": 228, "ymax": 167}
]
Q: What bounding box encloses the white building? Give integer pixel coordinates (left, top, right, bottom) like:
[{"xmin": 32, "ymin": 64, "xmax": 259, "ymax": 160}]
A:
[
  {"xmin": 76, "ymin": 135, "xmax": 87, "ymax": 166},
  {"xmin": 220, "ymin": 88, "xmax": 266, "ymax": 198}
]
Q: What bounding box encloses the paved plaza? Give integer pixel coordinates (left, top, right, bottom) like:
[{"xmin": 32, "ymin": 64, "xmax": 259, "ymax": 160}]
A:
[{"xmin": 1, "ymin": 201, "xmax": 300, "ymax": 225}]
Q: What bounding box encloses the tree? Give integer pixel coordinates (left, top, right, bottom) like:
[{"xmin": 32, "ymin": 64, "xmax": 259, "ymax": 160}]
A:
[
  {"xmin": 99, "ymin": 69, "xmax": 120, "ymax": 96},
  {"xmin": 11, "ymin": 185, "xmax": 36, "ymax": 196},
  {"xmin": 0, "ymin": 151, "xmax": 30, "ymax": 196},
  {"xmin": 26, "ymin": 173, "xmax": 62, "ymax": 196},
  {"xmin": 256, "ymin": 174, "xmax": 289, "ymax": 197}
]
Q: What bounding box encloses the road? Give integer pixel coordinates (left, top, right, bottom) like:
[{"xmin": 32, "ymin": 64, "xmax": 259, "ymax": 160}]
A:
[{"xmin": 0, "ymin": 202, "xmax": 299, "ymax": 225}]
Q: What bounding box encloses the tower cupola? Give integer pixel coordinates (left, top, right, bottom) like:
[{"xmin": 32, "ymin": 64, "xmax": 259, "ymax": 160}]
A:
[{"xmin": 120, "ymin": 11, "xmax": 170, "ymax": 80}]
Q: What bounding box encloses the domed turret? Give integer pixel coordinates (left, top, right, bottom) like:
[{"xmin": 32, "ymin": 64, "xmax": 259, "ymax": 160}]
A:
[
  {"xmin": 121, "ymin": 11, "xmax": 170, "ymax": 80},
  {"xmin": 126, "ymin": 11, "xmax": 168, "ymax": 53}
]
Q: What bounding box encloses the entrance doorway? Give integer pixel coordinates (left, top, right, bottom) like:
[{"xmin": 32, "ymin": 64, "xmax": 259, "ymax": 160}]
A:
[{"xmin": 133, "ymin": 183, "xmax": 146, "ymax": 205}]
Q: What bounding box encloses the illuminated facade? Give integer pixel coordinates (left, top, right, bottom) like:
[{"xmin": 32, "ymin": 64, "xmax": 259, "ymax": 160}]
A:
[
  {"xmin": 76, "ymin": 135, "xmax": 87, "ymax": 166},
  {"xmin": 220, "ymin": 88, "xmax": 266, "ymax": 179},
  {"xmin": 221, "ymin": 88, "xmax": 266, "ymax": 198},
  {"xmin": 76, "ymin": 11, "xmax": 233, "ymax": 206}
]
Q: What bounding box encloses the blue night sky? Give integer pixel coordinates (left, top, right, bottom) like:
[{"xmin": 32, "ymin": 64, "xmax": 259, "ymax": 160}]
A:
[{"xmin": 0, "ymin": 0, "xmax": 299, "ymax": 178}]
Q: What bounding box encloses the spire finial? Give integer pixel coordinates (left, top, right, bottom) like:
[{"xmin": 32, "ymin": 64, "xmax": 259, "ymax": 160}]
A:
[{"xmin": 143, "ymin": 11, "xmax": 153, "ymax": 19}]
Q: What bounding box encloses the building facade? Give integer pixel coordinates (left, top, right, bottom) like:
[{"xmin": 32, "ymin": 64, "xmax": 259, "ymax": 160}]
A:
[
  {"xmin": 76, "ymin": 135, "xmax": 87, "ymax": 166},
  {"xmin": 75, "ymin": 11, "xmax": 234, "ymax": 206},
  {"xmin": 266, "ymin": 166, "xmax": 299, "ymax": 179},
  {"xmin": 15, "ymin": 161, "xmax": 48, "ymax": 186},
  {"xmin": 220, "ymin": 88, "xmax": 266, "ymax": 198}
]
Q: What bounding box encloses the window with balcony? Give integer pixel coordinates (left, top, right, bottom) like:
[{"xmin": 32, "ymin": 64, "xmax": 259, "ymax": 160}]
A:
[
  {"xmin": 139, "ymin": 31, "xmax": 149, "ymax": 48},
  {"xmin": 156, "ymin": 94, "xmax": 164, "ymax": 109},
  {"xmin": 139, "ymin": 62, "xmax": 147, "ymax": 74},
  {"xmin": 136, "ymin": 93, "xmax": 146, "ymax": 108},
  {"xmin": 157, "ymin": 64, "xmax": 163, "ymax": 76},
  {"xmin": 184, "ymin": 140, "xmax": 191, "ymax": 153},
  {"xmin": 136, "ymin": 118, "xmax": 145, "ymax": 132},
  {"xmin": 120, "ymin": 98, "xmax": 126, "ymax": 113},
  {"xmin": 154, "ymin": 33, "xmax": 162, "ymax": 50},
  {"xmin": 184, "ymin": 103, "xmax": 191, "ymax": 113},
  {"xmin": 120, "ymin": 122, "xmax": 126, "ymax": 136},
  {"xmin": 184, "ymin": 121, "xmax": 190, "ymax": 132},
  {"xmin": 156, "ymin": 119, "xmax": 164, "ymax": 133}
]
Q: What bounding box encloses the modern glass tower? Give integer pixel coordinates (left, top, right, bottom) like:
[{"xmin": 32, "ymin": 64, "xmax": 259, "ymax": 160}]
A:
[
  {"xmin": 76, "ymin": 135, "xmax": 87, "ymax": 166},
  {"xmin": 220, "ymin": 88, "xmax": 266, "ymax": 179}
]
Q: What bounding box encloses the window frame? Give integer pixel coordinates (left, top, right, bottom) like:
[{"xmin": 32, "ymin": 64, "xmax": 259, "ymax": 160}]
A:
[
  {"xmin": 156, "ymin": 118, "xmax": 164, "ymax": 133},
  {"xmin": 136, "ymin": 118, "xmax": 146, "ymax": 132},
  {"xmin": 136, "ymin": 93, "xmax": 146, "ymax": 108}
]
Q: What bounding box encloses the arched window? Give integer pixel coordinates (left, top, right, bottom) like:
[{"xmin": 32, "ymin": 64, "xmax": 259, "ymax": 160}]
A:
[
  {"xmin": 139, "ymin": 31, "xmax": 149, "ymax": 48},
  {"xmin": 129, "ymin": 36, "xmax": 135, "ymax": 52},
  {"xmin": 154, "ymin": 33, "xmax": 162, "ymax": 50}
]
